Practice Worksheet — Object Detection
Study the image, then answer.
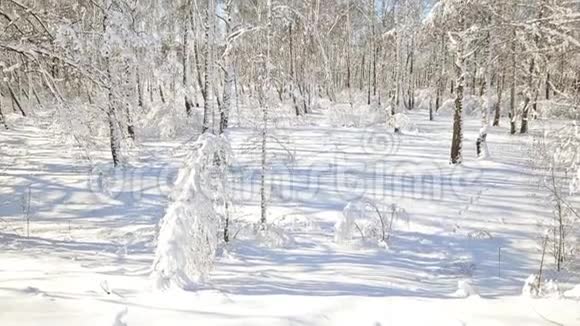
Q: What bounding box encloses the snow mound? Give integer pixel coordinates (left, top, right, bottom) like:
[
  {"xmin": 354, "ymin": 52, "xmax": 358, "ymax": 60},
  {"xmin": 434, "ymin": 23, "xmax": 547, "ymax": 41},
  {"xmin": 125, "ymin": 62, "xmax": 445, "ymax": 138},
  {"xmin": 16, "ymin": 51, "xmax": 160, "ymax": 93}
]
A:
[
  {"xmin": 453, "ymin": 280, "xmax": 480, "ymax": 298},
  {"xmin": 112, "ymin": 307, "xmax": 128, "ymax": 326},
  {"xmin": 564, "ymin": 284, "xmax": 580, "ymax": 299}
]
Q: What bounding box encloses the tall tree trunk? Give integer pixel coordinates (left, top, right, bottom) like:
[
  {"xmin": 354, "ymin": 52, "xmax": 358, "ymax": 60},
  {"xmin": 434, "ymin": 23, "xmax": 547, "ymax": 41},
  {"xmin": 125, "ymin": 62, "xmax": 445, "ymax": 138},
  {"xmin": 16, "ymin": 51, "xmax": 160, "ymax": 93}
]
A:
[
  {"xmin": 260, "ymin": 0, "xmax": 273, "ymax": 226},
  {"xmin": 8, "ymin": 84, "xmax": 26, "ymax": 117},
  {"xmin": 435, "ymin": 34, "xmax": 446, "ymax": 115},
  {"xmin": 0, "ymin": 86, "xmax": 7, "ymax": 129},
  {"xmin": 289, "ymin": 23, "xmax": 301, "ymax": 116},
  {"xmin": 545, "ymin": 72, "xmax": 551, "ymax": 100},
  {"xmin": 450, "ymin": 25, "xmax": 465, "ymax": 165},
  {"xmin": 520, "ymin": 1, "xmax": 543, "ymax": 134},
  {"xmin": 360, "ymin": 54, "xmax": 365, "ymax": 91},
  {"xmin": 367, "ymin": 39, "xmax": 372, "ymax": 105},
  {"xmin": 477, "ymin": 28, "xmax": 493, "ymax": 159},
  {"xmin": 124, "ymin": 60, "xmax": 135, "ymax": 141},
  {"xmin": 104, "ymin": 12, "xmax": 121, "ymax": 167},
  {"xmin": 220, "ymin": 0, "xmax": 234, "ymax": 134},
  {"xmin": 509, "ymin": 29, "xmax": 517, "ymax": 135},
  {"xmin": 183, "ymin": 2, "xmax": 195, "ymax": 117},
  {"xmin": 136, "ymin": 66, "xmax": 144, "ymax": 111},
  {"xmin": 202, "ymin": 0, "xmax": 215, "ymax": 134},
  {"xmin": 407, "ymin": 35, "xmax": 416, "ymax": 110},
  {"xmin": 493, "ymin": 74, "xmax": 504, "ymax": 126}
]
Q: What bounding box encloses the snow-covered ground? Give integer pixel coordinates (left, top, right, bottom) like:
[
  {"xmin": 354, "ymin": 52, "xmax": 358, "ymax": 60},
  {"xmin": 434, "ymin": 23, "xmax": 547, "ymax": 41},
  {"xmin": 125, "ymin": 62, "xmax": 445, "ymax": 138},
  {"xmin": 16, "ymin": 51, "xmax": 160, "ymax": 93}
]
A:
[{"xmin": 1, "ymin": 108, "xmax": 579, "ymax": 325}]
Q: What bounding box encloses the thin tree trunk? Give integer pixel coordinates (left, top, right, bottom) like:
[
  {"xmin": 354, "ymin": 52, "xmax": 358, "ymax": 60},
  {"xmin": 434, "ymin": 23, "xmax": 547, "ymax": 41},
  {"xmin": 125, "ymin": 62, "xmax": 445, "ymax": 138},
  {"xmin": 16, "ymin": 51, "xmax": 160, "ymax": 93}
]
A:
[
  {"xmin": 202, "ymin": 0, "xmax": 215, "ymax": 134},
  {"xmin": 104, "ymin": 12, "xmax": 121, "ymax": 167},
  {"xmin": 220, "ymin": 0, "xmax": 234, "ymax": 133},
  {"xmin": 8, "ymin": 84, "xmax": 26, "ymax": 117},
  {"xmin": 520, "ymin": 58, "xmax": 535, "ymax": 134},
  {"xmin": 0, "ymin": 87, "xmax": 7, "ymax": 129},
  {"xmin": 509, "ymin": 29, "xmax": 517, "ymax": 135},
  {"xmin": 477, "ymin": 28, "xmax": 493, "ymax": 159},
  {"xmin": 289, "ymin": 23, "xmax": 301, "ymax": 116},
  {"xmin": 183, "ymin": 3, "xmax": 195, "ymax": 117},
  {"xmin": 450, "ymin": 21, "xmax": 465, "ymax": 165},
  {"xmin": 493, "ymin": 74, "xmax": 504, "ymax": 126},
  {"xmin": 260, "ymin": 0, "xmax": 273, "ymax": 226},
  {"xmin": 124, "ymin": 60, "xmax": 135, "ymax": 141}
]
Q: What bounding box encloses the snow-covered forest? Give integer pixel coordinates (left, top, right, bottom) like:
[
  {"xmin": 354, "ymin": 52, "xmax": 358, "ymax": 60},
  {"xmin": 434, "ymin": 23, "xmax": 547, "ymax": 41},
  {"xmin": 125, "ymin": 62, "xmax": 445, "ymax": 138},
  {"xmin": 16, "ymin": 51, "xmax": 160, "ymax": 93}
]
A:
[{"xmin": 1, "ymin": 0, "xmax": 580, "ymax": 325}]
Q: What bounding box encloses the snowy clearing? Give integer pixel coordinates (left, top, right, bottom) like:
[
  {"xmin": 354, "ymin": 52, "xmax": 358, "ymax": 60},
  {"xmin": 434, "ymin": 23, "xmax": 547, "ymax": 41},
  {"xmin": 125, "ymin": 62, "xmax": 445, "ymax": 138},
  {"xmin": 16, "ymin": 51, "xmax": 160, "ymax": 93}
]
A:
[{"xmin": 1, "ymin": 108, "xmax": 579, "ymax": 325}]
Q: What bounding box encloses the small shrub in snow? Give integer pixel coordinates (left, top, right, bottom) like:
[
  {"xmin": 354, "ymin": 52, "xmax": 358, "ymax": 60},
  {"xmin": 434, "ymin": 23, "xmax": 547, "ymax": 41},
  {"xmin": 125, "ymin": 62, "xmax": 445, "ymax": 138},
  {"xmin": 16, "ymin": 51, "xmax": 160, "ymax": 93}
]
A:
[
  {"xmin": 223, "ymin": 220, "xmax": 294, "ymax": 248},
  {"xmin": 467, "ymin": 230, "xmax": 493, "ymax": 240},
  {"xmin": 151, "ymin": 133, "xmax": 231, "ymax": 290},
  {"xmin": 522, "ymin": 274, "xmax": 561, "ymax": 298},
  {"xmin": 334, "ymin": 200, "xmax": 408, "ymax": 247},
  {"xmin": 255, "ymin": 223, "xmax": 295, "ymax": 248},
  {"xmin": 440, "ymin": 260, "xmax": 477, "ymax": 277}
]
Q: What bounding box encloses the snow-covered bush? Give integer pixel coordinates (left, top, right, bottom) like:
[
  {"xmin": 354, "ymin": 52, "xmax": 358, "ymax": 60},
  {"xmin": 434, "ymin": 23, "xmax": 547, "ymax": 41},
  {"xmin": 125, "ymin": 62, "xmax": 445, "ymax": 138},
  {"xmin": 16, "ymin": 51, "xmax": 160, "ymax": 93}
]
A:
[
  {"xmin": 536, "ymin": 97, "xmax": 580, "ymax": 120},
  {"xmin": 334, "ymin": 200, "xmax": 408, "ymax": 247},
  {"xmin": 415, "ymin": 88, "xmax": 435, "ymax": 111},
  {"xmin": 151, "ymin": 133, "xmax": 232, "ymax": 290},
  {"xmin": 327, "ymin": 103, "xmax": 384, "ymax": 128},
  {"xmin": 139, "ymin": 101, "xmax": 199, "ymax": 139},
  {"xmin": 438, "ymin": 95, "xmax": 482, "ymax": 117},
  {"xmin": 387, "ymin": 113, "xmax": 418, "ymax": 134},
  {"xmin": 522, "ymin": 274, "xmax": 561, "ymax": 298}
]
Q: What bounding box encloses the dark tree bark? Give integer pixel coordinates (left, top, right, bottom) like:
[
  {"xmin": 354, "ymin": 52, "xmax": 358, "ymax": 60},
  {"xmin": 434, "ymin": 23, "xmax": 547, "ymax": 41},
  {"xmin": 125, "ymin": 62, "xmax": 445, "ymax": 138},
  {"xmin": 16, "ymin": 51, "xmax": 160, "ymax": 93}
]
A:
[
  {"xmin": 183, "ymin": 6, "xmax": 195, "ymax": 117},
  {"xmin": 493, "ymin": 74, "xmax": 504, "ymax": 127},
  {"xmin": 509, "ymin": 29, "xmax": 517, "ymax": 135},
  {"xmin": 0, "ymin": 88, "xmax": 7, "ymax": 129},
  {"xmin": 8, "ymin": 84, "xmax": 26, "ymax": 117}
]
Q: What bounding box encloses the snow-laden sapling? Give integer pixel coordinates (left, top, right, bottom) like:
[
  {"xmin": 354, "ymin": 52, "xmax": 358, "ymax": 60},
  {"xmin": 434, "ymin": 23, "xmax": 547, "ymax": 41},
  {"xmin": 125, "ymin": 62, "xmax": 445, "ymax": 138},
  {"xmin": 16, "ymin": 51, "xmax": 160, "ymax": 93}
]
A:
[
  {"xmin": 151, "ymin": 133, "xmax": 232, "ymax": 290},
  {"xmin": 532, "ymin": 125, "xmax": 580, "ymax": 272}
]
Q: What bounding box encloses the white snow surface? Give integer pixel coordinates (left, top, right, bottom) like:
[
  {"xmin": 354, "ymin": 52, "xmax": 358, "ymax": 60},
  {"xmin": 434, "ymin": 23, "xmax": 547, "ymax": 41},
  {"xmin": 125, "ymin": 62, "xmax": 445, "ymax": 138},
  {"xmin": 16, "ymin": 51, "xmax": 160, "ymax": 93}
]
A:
[{"xmin": 1, "ymin": 108, "xmax": 579, "ymax": 325}]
